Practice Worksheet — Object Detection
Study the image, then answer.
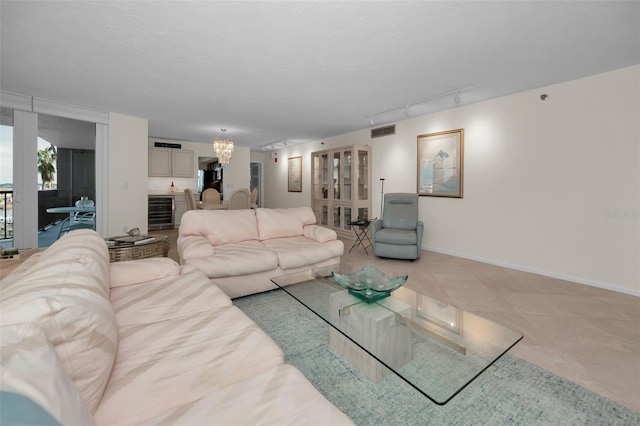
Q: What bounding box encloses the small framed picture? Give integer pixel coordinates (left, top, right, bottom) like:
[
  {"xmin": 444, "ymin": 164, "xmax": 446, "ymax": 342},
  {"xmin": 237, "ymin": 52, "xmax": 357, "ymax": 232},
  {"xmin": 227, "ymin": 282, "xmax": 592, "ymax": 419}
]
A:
[
  {"xmin": 288, "ymin": 156, "xmax": 302, "ymax": 192},
  {"xmin": 417, "ymin": 129, "xmax": 464, "ymax": 198}
]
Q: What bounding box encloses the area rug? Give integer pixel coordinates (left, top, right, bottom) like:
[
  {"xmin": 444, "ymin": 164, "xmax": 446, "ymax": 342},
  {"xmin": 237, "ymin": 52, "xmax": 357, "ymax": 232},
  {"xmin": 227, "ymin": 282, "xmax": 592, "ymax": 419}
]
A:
[{"xmin": 234, "ymin": 289, "xmax": 639, "ymax": 426}]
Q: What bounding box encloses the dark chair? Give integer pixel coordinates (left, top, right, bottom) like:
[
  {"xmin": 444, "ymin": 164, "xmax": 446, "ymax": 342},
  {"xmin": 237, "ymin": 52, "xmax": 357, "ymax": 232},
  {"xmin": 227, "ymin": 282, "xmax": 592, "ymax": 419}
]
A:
[{"xmin": 370, "ymin": 193, "xmax": 423, "ymax": 260}]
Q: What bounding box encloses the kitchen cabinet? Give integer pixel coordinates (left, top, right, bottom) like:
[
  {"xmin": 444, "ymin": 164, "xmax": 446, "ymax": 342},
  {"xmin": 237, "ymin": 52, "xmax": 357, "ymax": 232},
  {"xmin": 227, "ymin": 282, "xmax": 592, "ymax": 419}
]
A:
[
  {"xmin": 173, "ymin": 193, "xmax": 188, "ymax": 227},
  {"xmin": 311, "ymin": 144, "xmax": 371, "ymax": 239},
  {"xmin": 149, "ymin": 148, "xmax": 194, "ymax": 178}
]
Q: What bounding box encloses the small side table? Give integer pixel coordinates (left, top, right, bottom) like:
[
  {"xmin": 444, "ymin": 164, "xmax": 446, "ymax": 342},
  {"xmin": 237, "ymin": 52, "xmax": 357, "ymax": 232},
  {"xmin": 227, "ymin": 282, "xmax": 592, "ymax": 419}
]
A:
[
  {"xmin": 348, "ymin": 218, "xmax": 373, "ymax": 254},
  {"xmin": 106, "ymin": 235, "xmax": 170, "ymax": 263}
]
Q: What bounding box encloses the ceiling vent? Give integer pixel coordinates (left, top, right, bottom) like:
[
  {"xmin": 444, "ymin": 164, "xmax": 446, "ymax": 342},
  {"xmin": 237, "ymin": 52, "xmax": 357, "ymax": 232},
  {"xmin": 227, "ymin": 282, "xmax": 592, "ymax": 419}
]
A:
[
  {"xmin": 371, "ymin": 124, "xmax": 395, "ymax": 139},
  {"xmin": 154, "ymin": 141, "xmax": 182, "ymax": 149}
]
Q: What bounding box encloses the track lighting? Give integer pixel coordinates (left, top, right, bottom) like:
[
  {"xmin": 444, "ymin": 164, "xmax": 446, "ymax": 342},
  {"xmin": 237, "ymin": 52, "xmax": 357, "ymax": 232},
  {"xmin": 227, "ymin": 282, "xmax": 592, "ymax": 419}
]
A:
[{"xmin": 364, "ymin": 85, "xmax": 474, "ymax": 123}]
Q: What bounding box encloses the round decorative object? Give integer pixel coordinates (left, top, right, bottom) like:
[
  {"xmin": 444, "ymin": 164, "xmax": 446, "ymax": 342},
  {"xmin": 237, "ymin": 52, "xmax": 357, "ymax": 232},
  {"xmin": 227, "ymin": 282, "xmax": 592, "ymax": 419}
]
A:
[
  {"xmin": 75, "ymin": 197, "xmax": 95, "ymax": 208},
  {"xmin": 332, "ymin": 265, "xmax": 408, "ymax": 303}
]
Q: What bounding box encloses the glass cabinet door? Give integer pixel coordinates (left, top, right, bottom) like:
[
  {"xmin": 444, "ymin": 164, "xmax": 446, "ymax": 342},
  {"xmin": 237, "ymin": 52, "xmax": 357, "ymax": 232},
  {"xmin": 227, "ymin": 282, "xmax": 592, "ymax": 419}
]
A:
[
  {"xmin": 357, "ymin": 207, "xmax": 369, "ymax": 221},
  {"xmin": 332, "ymin": 152, "xmax": 341, "ymax": 200},
  {"xmin": 312, "ymin": 152, "xmax": 329, "ymax": 200},
  {"xmin": 313, "ymin": 203, "xmax": 329, "ymax": 226},
  {"xmin": 357, "ymin": 148, "xmax": 369, "ymax": 201},
  {"xmin": 343, "ymin": 149, "xmax": 352, "ymax": 201},
  {"xmin": 343, "ymin": 207, "xmax": 353, "ymax": 231}
]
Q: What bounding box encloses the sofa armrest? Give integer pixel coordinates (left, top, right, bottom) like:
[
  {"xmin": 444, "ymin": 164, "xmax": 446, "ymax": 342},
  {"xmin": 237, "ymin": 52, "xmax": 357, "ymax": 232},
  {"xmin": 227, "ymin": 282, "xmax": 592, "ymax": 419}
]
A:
[
  {"xmin": 303, "ymin": 225, "xmax": 337, "ymax": 243},
  {"xmin": 177, "ymin": 235, "xmax": 215, "ymax": 260},
  {"xmin": 110, "ymin": 258, "xmax": 180, "ymax": 288}
]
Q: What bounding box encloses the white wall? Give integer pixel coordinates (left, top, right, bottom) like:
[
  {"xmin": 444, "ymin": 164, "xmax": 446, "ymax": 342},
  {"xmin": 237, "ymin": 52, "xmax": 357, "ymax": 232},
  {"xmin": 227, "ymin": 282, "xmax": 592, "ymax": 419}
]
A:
[
  {"xmin": 262, "ymin": 146, "xmax": 318, "ymax": 208},
  {"xmin": 148, "ymin": 137, "xmax": 250, "ymax": 199},
  {"xmin": 264, "ymin": 65, "xmax": 640, "ymax": 295},
  {"xmin": 108, "ymin": 112, "xmax": 148, "ymax": 235}
]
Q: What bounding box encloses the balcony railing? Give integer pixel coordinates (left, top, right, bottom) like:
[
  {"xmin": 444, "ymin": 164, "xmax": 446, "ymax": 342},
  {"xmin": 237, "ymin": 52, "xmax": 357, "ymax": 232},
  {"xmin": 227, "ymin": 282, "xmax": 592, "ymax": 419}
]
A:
[{"xmin": 1, "ymin": 190, "xmax": 13, "ymax": 240}]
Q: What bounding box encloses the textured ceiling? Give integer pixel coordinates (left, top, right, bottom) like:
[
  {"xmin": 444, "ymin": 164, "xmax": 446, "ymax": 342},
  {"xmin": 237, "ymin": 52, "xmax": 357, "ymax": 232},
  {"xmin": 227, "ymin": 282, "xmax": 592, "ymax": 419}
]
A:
[{"xmin": 1, "ymin": 1, "xmax": 638, "ymax": 150}]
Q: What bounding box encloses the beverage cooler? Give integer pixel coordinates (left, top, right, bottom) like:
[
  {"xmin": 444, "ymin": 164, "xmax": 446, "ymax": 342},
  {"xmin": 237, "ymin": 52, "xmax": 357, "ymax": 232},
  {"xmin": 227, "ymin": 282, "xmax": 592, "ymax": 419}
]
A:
[{"xmin": 148, "ymin": 196, "xmax": 174, "ymax": 230}]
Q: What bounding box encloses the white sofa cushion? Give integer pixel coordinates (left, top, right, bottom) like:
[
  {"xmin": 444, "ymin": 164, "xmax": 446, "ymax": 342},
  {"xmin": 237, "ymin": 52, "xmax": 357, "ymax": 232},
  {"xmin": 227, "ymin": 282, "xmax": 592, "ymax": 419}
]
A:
[
  {"xmin": 94, "ymin": 306, "xmax": 284, "ymax": 425},
  {"xmin": 184, "ymin": 240, "xmax": 279, "ymax": 278},
  {"xmin": 110, "ymin": 257, "xmax": 180, "ymax": 288},
  {"xmin": 256, "ymin": 207, "xmax": 316, "ymax": 241},
  {"xmin": 110, "ymin": 267, "xmax": 232, "ymax": 326},
  {"xmin": 139, "ymin": 364, "xmax": 354, "ymax": 425},
  {"xmin": 262, "ymin": 236, "xmax": 345, "ymax": 269},
  {"xmin": 180, "ymin": 209, "xmax": 259, "ymax": 246},
  {"xmin": 0, "ymin": 324, "xmax": 96, "ymax": 426},
  {"xmin": 0, "ymin": 230, "xmax": 117, "ymax": 413}
]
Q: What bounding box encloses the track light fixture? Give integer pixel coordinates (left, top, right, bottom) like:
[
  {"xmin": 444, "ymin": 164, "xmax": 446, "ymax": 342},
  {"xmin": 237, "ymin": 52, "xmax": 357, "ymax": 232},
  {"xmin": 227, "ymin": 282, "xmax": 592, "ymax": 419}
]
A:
[{"xmin": 364, "ymin": 85, "xmax": 474, "ymax": 125}]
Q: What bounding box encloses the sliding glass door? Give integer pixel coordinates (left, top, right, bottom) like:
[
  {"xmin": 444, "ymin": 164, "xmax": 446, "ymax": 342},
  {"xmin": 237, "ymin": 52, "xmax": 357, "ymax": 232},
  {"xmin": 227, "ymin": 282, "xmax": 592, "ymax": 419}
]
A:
[
  {"xmin": 1, "ymin": 93, "xmax": 107, "ymax": 249},
  {"xmin": 37, "ymin": 113, "xmax": 96, "ymax": 247},
  {"xmin": 0, "ymin": 107, "xmax": 14, "ymax": 248}
]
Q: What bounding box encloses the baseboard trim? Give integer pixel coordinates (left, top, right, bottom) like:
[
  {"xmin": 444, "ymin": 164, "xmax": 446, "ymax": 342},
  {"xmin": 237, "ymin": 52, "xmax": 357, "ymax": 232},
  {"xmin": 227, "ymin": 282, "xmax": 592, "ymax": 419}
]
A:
[{"xmin": 423, "ymin": 246, "xmax": 640, "ymax": 298}]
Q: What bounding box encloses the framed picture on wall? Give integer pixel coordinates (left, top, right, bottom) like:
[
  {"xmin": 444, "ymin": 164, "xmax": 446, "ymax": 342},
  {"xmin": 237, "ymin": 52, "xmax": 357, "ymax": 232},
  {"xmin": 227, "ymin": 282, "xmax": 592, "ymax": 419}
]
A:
[
  {"xmin": 288, "ymin": 156, "xmax": 302, "ymax": 192},
  {"xmin": 417, "ymin": 129, "xmax": 464, "ymax": 198}
]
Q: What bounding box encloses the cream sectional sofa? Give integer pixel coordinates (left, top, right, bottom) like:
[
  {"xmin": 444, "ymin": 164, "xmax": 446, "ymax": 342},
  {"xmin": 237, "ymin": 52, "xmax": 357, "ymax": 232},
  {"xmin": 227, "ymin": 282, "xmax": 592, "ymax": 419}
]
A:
[
  {"xmin": 178, "ymin": 207, "xmax": 344, "ymax": 298},
  {"xmin": 0, "ymin": 230, "xmax": 352, "ymax": 425}
]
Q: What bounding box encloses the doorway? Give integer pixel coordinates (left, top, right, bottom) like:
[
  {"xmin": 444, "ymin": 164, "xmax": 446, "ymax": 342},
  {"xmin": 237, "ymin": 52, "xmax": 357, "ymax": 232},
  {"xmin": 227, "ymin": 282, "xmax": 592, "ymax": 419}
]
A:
[
  {"xmin": 198, "ymin": 156, "xmax": 222, "ymax": 200},
  {"xmin": 250, "ymin": 162, "xmax": 262, "ymax": 207}
]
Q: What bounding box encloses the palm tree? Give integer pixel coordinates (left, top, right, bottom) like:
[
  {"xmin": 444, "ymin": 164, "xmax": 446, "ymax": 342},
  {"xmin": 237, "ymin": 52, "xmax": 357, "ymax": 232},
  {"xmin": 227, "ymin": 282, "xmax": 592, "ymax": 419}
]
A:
[{"xmin": 37, "ymin": 145, "xmax": 57, "ymax": 190}]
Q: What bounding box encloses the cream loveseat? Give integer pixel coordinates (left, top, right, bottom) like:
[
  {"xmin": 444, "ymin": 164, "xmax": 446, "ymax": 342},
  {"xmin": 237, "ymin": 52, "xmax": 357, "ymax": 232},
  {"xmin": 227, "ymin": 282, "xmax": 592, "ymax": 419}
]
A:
[
  {"xmin": 178, "ymin": 207, "xmax": 344, "ymax": 298},
  {"xmin": 0, "ymin": 230, "xmax": 352, "ymax": 425}
]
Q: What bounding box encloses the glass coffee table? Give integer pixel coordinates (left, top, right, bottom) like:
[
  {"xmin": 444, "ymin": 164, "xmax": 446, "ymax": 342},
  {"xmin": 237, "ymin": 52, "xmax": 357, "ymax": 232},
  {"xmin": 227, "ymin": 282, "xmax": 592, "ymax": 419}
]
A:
[{"xmin": 270, "ymin": 264, "xmax": 523, "ymax": 405}]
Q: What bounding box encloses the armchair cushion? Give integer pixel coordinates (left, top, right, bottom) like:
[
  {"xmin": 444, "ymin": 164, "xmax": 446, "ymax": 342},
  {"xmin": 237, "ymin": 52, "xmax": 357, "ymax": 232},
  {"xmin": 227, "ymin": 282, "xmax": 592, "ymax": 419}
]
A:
[
  {"xmin": 382, "ymin": 193, "xmax": 419, "ymax": 229},
  {"xmin": 373, "ymin": 228, "xmax": 418, "ymax": 245}
]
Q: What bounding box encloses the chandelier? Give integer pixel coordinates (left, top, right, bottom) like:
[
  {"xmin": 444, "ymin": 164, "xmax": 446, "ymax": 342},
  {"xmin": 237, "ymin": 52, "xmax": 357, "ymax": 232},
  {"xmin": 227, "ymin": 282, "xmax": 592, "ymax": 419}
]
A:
[{"xmin": 213, "ymin": 128, "xmax": 234, "ymax": 166}]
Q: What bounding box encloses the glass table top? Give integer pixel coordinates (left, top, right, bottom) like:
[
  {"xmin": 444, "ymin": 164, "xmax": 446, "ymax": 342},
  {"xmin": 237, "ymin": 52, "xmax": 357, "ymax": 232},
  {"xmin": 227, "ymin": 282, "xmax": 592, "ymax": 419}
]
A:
[{"xmin": 270, "ymin": 263, "xmax": 523, "ymax": 405}]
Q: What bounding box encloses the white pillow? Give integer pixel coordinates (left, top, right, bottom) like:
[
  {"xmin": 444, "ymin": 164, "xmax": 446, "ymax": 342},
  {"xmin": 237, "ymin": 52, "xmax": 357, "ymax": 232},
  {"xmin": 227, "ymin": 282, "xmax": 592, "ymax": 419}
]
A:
[
  {"xmin": 303, "ymin": 225, "xmax": 338, "ymax": 243},
  {"xmin": 0, "ymin": 324, "xmax": 96, "ymax": 425}
]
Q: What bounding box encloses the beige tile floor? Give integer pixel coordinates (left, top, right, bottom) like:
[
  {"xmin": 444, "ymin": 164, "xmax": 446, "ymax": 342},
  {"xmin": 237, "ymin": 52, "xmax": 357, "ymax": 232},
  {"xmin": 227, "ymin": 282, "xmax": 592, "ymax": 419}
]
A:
[{"xmin": 153, "ymin": 229, "xmax": 640, "ymax": 412}]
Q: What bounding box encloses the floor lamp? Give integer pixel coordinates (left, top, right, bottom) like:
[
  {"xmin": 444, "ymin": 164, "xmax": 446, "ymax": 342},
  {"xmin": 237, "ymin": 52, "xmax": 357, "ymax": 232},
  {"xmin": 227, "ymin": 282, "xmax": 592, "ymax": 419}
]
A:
[{"xmin": 380, "ymin": 178, "xmax": 385, "ymax": 218}]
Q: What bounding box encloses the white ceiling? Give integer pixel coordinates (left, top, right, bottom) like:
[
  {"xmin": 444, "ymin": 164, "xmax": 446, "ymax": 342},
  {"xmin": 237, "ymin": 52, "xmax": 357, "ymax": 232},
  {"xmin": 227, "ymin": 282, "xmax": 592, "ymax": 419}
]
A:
[{"xmin": 1, "ymin": 1, "xmax": 638, "ymax": 150}]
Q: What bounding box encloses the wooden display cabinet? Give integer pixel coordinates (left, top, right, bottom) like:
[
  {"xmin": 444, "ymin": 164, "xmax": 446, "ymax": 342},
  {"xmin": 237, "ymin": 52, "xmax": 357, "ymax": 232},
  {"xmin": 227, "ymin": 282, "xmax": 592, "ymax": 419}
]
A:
[{"xmin": 311, "ymin": 145, "xmax": 371, "ymax": 239}]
